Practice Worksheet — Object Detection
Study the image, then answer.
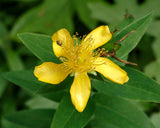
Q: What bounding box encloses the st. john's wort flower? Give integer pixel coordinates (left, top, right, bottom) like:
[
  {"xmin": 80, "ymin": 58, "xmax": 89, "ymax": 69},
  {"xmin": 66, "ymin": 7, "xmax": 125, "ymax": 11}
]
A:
[{"xmin": 34, "ymin": 26, "xmax": 129, "ymax": 112}]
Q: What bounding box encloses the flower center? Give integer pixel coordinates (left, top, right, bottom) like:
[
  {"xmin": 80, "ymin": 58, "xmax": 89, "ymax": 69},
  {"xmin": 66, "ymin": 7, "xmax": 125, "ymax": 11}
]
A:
[
  {"xmin": 60, "ymin": 37, "xmax": 98, "ymax": 73},
  {"xmin": 77, "ymin": 57, "xmax": 84, "ymax": 65}
]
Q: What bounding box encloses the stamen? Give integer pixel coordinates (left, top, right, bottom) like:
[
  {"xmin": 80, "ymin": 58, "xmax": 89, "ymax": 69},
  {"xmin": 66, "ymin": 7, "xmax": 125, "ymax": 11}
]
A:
[
  {"xmin": 59, "ymin": 56, "xmax": 68, "ymax": 62},
  {"xmin": 82, "ymin": 35, "xmax": 87, "ymax": 40},
  {"xmin": 75, "ymin": 32, "xmax": 79, "ymax": 36},
  {"xmin": 57, "ymin": 33, "xmax": 103, "ymax": 73}
]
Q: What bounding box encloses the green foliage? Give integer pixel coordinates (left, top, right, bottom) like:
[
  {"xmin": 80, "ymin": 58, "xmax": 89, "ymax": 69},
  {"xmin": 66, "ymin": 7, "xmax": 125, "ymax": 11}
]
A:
[
  {"xmin": 151, "ymin": 112, "xmax": 160, "ymax": 128},
  {"xmin": 91, "ymin": 94, "xmax": 155, "ymax": 128},
  {"xmin": 18, "ymin": 33, "xmax": 59, "ymax": 62},
  {"xmin": 10, "ymin": 0, "xmax": 74, "ymax": 38},
  {"xmin": 92, "ymin": 67, "xmax": 160, "ymax": 102},
  {"xmin": 103, "ymin": 13, "xmax": 152, "ymax": 60},
  {"xmin": 3, "ymin": 70, "xmax": 72, "ymax": 102},
  {"xmin": 50, "ymin": 94, "xmax": 94, "ymax": 128},
  {"xmin": 0, "ymin": 70, "xmax": 7, "ymax": 97},
  {"xmin": 1, "ymin": 0, "xmax": 160, "ymax": 128},
  {"xmin": 10, "ymin": 0, "xmax": 98, "ymax": 40},
  {"xmin": 88, "ymin": 0, "xmax": 160, "ymax": 78},
  {"xmin": 3, "ymin": 11, "xmax": 160, "ymax": 128},
  {"xmin": 25, "ymin": 95, "xmax": 59, "ymax": 109},
  {"xmin": 115, "ymin": 13, "xmax": 152, "ymax": 59},
  {"xmin": 2, "ymin": 109, "xmax": 55, "ymax": 128},
  {"xmin": 144, "ymin": 61, "xmax": 160, "ymax": 83}
]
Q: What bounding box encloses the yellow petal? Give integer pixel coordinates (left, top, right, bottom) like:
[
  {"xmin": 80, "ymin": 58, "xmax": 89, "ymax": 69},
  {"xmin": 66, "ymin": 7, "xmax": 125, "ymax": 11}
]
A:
[
  {"xmin": 94, "ymin": 57, "xmax": 129, "ymax": 84},
  {"xmin": 52, "ymin": 28, "xmax": 74, "ymax": 58},
  {"xmin": 34, "ymin": 62, "xmax": 71, "ymax": 84},
  {"xmin": 82, "ymin": 26, "xmax": 112, "ymax": 50},
  {"xmin": 70, "ymin": 72, "xmax": 91, "ymax": 112}
]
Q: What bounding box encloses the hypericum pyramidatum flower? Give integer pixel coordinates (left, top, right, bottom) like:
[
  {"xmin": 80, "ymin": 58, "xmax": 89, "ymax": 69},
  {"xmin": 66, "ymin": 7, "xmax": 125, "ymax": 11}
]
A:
[{"xmin": 34, "ymin": 26, "xmax": 129, "ymax": 112}]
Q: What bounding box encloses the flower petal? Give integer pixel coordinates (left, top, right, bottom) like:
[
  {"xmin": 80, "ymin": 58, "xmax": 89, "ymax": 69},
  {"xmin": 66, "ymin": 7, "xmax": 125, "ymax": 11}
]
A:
[
  {"xmin": 52, "ymin": 28, "xmax": 74, "ymax": 58},
  {"xmin": 70, "ymin": 72, "xmax": 91, "ymax": 112},
  {"xmin": 34, "ymin": 62, "xmax": 71, "ymax": 84},
  {"xmin": 94, "ymin": 57, "xmax": 129, "ymax": 84},
  {"xmin": 82, "ymin": 26, "xmax": 112, "ymax": 50}
]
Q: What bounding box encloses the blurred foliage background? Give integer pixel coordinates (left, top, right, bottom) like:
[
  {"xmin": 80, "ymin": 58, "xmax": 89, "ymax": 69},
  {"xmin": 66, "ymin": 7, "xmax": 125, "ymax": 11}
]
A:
[{"xmin": 0, "ymin": 0, "xmax": 160, "ymax": 127}]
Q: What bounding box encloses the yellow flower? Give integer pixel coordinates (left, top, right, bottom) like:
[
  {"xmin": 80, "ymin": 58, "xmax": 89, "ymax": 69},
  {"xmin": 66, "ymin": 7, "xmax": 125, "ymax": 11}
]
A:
[{"xmin": 34, "ymin": 26, "xmax": 129, "ymax": 112}]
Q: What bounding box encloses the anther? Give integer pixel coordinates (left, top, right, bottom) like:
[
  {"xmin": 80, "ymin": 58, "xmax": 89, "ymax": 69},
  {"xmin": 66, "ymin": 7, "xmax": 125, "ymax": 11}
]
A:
[{"xmin": 75, "ymin": 32, "xmax": 79, "ymax": 36}]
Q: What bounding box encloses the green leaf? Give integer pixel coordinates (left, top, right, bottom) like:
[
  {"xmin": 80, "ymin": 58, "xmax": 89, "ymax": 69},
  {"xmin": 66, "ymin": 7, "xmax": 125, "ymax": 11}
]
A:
[
  {"xmin": 5, "ymin": 48, "xmax": 24, "ymax": 71},
  {"xmin": 73, "ymin": 0, "xmax": 97, "ymax": 29},
  {"xmin": 115, "ymin": 13, "xmax": 152, "ymax": 59},
  {"xmin": 144, "ymin": 61, "xmax": 160, "ymax": 83},
  {"xmin": 148, "ymin": 19, "xmax": 160, "ymax": 37},
  {"xmin": 88, "ymin": 0, "xmax": 138, "ymax": 25},
  {"xmin": 0, "ymin": 75, "xmax": 7, "ymax": 97},
  {"xmin": 18, "ymin": 33, "xmax": 59, "ymax": 62},
  {"xmin": 2, "ymin": 70, "xmax": 72, "ymax": 101},
  {"xmin": 10, "ymin": 0, "xmax": 74, "ymax": 38},
  {"xmin": 0, "ymin": 21, "xmax": 8, "ymax": 49},
  {"xmin": 25, "ymin": 95, "xmax": 59, "ymax": 109},
  {"xmin": 0, "ymin": 22, "xmax": 24, "ymax": 71},
  {"xmin": 0, "ymin": 21, "xmax": 8, "ymax": 39},
  {"xmin": 2, "ymin": 109, "xmax": 55, "ymax": 128},
  {"xmin": 89, "ymin": 0, "xmax": 157, "ymax": 25},
  {"xmin": 0, "ymin": 67, "xmax": 7, "ymax": 97},
  {"xmin": 151, "ymin": 112, "xmax": 160, "ymax": 128},
  {"xmin": 102, "ymin": 16, "xmax": 134, "ymax": 52},
  {"xmin": 50, "ymin": 94, "xmax": 94, "ymax": 128},
  {"xmin": 3, "ymin": 70, "xmax": 44, "ymax": 92},
  {"xmin": 96, "ymin": 13, "xmax": 152, "ymax": 66},
  {"xmin": 91, "ymin": 93, "xmax": 155, "ymax": 128},
  {"xmin": 92, "ymin": 67, "xmax": 160, "ymax": 102},
  {"xmin": 116, "ymin": 16, "xmax": 135, "ymax": 30},
  {"xmin": 152, "ymin": 37, "xmax": 160, "ymax": 62}
]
